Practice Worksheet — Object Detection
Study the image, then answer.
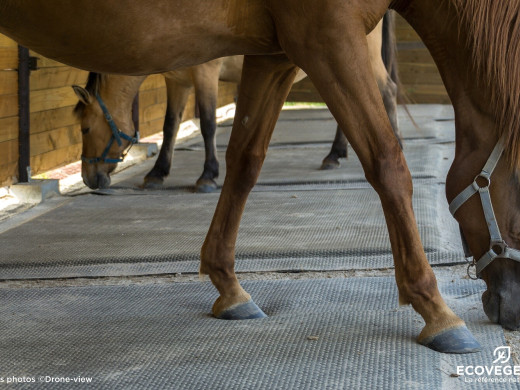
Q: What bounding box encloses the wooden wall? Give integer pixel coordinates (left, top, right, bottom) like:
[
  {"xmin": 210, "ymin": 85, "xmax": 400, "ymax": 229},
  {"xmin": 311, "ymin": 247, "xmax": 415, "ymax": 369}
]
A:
[
  {"xmin": 287, "ymin": 15, "xmax": 450, "ymax": 104},
  {"xmin": 0, "ymin": 38, "xmax": 237, "ymax": 187},
  {"xmin": 394, "ymin": 15, "xmax": 449, "ymax": 103},
  {"xmin": 0, "ymin": 35, "xmax": 18, "ymax": 186},
  {"xmin": 28, "ymin": 52, "xmax": 88, "ymax": 176}
]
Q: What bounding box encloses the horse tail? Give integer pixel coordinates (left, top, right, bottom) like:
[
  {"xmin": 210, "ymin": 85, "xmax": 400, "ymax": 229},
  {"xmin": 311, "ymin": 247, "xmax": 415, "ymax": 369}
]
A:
[
  {"xmin": 381, "ymin": 11, "xmax": 399, "ymax": 86},
  {"xmin": 382, "ymin": 11, "xmax": 418, "ymax": 130}
]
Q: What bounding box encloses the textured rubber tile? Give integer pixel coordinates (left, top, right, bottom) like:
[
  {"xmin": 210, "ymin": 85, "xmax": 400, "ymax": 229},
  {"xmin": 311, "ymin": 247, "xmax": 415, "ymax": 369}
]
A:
[
  {"xmin": 0, "ymin": 185, "xmax": 463, "ymax": 279},
  {"xmin": 115, "ymin": 142, "xmax": 453, "ymax": 192},
  {"xmin": 0, "ymin": 277, "xmax": 512, "ymax": 389},
  {"xmin": 212, "ymin": 105, "xmax": 455, "ymax": 147}
]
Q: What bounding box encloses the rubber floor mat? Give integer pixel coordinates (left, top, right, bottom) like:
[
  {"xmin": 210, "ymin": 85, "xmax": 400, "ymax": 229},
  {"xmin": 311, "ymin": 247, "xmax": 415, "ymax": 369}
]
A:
[
  {"xmin": 114, "ymin": 143, "xmax": 453, "ymax": 193},
  {"xmin": 0, "ymin": 276, "xmax": 512, "ymax": 389},
  {"xmin": 0, "ymin": 186, "xmax": 463, "ymax": 279}
]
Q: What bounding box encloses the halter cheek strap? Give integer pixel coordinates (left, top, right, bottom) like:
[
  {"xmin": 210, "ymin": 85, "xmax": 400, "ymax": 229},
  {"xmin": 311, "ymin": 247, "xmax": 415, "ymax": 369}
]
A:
[
  {"xmin": 81, "ymin": 94, "xmax": 140, "ymax": 164},
  {"xmin": 449, "ymin": 136, "xmax": 520, "ymax": 278}
]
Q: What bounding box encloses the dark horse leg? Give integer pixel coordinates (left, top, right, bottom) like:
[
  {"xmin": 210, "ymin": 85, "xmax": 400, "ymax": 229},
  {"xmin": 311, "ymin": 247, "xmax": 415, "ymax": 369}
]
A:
[
  {"xmin": 192, "ymin": 62, "xmax": 221, "ymax": 193},
  {"xmin": 321, "ymin": 11, "xmax": 400, "ymax": 170},
  {"xmin": 200, "ymin": 54, "xmax": 299, "ymax": 318},
  {"xmin": 142, "ymin": 77, "xmax": 192, "ymax": 189}
]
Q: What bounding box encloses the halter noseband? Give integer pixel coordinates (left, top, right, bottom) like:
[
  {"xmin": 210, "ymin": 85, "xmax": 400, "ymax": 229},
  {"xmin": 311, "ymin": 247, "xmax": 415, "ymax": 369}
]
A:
[
  {"xmin": 449, "ymin": 136, "xmax": 520, "ymax": 279},
  {"xmin": 81, "ymin": 94, "xmax": 140, "ymax": 164}
]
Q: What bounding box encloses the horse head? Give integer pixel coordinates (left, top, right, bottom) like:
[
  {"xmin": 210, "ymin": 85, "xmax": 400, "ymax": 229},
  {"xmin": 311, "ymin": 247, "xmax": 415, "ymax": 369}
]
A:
[
  {"xmin": 447, "ymin": 120, "xmax": 520, "ymax": 331},
  {"xmin": 72, "ymin": 73, "xmax": 143, "ymax": 189}
]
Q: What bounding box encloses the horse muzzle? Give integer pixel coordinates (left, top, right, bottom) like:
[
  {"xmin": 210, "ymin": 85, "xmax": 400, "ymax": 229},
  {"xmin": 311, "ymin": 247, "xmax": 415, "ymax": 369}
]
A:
[
  {"xmin": 83, "ymin": 171, "xmax": 111, "ymax": 190},
  {"xmin": 482, "ymin": 287, "xmax": 520, "ymax": 330}
]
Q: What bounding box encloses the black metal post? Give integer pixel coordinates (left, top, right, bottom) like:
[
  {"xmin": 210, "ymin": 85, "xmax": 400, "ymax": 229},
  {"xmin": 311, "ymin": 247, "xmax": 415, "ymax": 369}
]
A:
[
  {"xmin": 132, "ymin": 93, "xmax": 139, "ymax": 135},
  {"xmin": 17, "ymin": 45, "xmax": 31, "ymax": 182}
]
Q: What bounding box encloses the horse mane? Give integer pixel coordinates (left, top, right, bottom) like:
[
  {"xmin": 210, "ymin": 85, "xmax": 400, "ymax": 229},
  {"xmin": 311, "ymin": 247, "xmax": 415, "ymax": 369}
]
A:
[
  {"xmin": 73, "ymin": 72, "xmax": 105, "ymax": 118},
  {"xmin": 452, "ymin": 0, "xmax": 520, "ymax": 169}
]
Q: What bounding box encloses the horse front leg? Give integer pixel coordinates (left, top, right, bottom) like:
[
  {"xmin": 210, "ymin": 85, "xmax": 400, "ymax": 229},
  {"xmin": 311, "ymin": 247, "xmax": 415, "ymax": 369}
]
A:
[
  {"xmin": 271, "ymin": 1, "xmax": 480, "ymax": 352},
  {"xmin": 142, "ymin": 78, "xmax": 191, "ymax": 189},
  {"xmin": 191, "ymin": 60, "xmax": 222, "ymax": 193},
  {"xmin": 200, "ymin": 54, "xmax": 299, "ymax": 319}
]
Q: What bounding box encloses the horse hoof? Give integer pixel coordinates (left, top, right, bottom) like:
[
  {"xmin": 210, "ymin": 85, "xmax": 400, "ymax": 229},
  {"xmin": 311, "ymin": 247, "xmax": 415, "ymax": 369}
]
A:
[
  {"xmin": 141, "ymin": 177, "xmax": 164, "ymax": 189},
  {"xmin": 419, "ymin": 326, "xmax": 481, "ymax": 354},
  {"xmin": 215, "ymin": 299, "xmax": 267, "ymax": 320},
  {"xmin": 320, "ymin": 160, "xmax": 340, "ymax": 170},
  {"xmin": 195, "ymin": 180, "xmax": 217, "ymax": 193}
]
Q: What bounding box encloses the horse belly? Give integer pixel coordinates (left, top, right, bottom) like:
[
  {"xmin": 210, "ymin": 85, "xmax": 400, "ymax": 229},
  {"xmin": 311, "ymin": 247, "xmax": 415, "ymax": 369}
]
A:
[{"xmin": 0, "ymin": 0, "xmax": 280, "ymax": 75}]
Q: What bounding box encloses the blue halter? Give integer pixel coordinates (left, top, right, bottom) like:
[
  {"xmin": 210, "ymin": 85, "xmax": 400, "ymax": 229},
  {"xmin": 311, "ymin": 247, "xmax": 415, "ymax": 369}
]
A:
[{"xmin": 81, "ymin": 94, "xmax": 140, "ymax": 164}]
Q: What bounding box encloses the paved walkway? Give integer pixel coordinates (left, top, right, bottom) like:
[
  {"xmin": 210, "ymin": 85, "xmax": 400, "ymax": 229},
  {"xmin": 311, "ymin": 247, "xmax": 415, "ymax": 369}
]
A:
[{"xmin": 0, "ymin": 106, "xmax": 518, "ymax": 389}]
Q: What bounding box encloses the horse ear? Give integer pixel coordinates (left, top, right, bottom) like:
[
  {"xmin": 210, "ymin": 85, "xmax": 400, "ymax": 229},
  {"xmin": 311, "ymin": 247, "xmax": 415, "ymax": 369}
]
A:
[{"xmin": 72, "ymin": 85, "xmax": 92, "ymax": 105}]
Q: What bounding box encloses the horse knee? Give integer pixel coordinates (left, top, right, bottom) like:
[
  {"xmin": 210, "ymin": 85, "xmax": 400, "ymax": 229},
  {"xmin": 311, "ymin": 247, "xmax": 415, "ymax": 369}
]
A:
[
  {"xmin": 364, "ymin": 150, "xmax": 412, "ymax": 199},
  {"xmin": 226, "ymin": 149, "xmax": 265, "ymax": 190}
]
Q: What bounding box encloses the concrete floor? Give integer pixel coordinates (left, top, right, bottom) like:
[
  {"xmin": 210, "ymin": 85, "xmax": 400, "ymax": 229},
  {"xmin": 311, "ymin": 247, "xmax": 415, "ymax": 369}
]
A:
[{"xmin": 0, "ymin": 106, "xmax": 519, "ymax": 389}]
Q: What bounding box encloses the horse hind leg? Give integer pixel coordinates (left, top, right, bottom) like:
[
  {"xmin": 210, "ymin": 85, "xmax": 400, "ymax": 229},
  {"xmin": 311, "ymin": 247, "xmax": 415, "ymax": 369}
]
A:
[
  {"xmin": 320, "ymin": 15, "xmax": 400, "ymax": 171},
  {"xmin": 142, "ymin": 77, "xmax": 191, "ymax": 189},
  {"xmin": 319, "ymin": 74, "xmax": 398, "ymax": 171},
  {"xmin": 191, "ymin": 60, "xmax": 222, "ymax": 193},
  {"xmin": 321, "ymin": 126, "xmax": 348, "ymax": 170},
  {"xmin": 200, "ymin": 54, "xmax": 299, "ymax": 319},
  {"xmin": 272, "ymin": 2, "xmax": 479, "ymax": 353}
]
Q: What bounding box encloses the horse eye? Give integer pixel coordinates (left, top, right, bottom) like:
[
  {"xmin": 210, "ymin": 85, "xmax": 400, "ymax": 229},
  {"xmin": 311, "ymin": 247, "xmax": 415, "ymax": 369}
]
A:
[{"xmin": 81, "ymin": 127, "xmax": 90, "ymax": 135}]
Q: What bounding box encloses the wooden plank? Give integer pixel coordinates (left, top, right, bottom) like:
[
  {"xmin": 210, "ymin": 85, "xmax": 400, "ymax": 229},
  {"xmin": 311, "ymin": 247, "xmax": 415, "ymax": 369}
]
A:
[
  {"xmin": 400, "ymin": 72, "xmax": 444, "ymax": 86},
  {"xmin": 142, "ymin": 103, "xmax": 166, "ymax": 123},
  {"xmin": 397, "ymin": 48, "xmax": 436, "ymax": 64},
  {"xmin": 403, "ymin": 85, "xmax": 451, "ymax": 104},
  {"xmin": 30, "ymin": 106, "xmax": 80, "ymax": 135},
  {"xmin": 29, "ymin": 51, "xmax": 67, "ymax": 69},
  {"xmin": 216, "ymin": 82, "xmax": 237, "ymax": 106},
  {"xmin": 31, "ymin": 144, "xmax": 82, "ymax": 175},
  {"xmin": 0, "ymin": 161, "xmax": 18, "ymax": 187},
  {"xmin": 0, "ymin": 115, "xmax": 18, "ymax": 143},
  {"xmin": 0, "ymin": 70, "xmax": 17, "ymax": 95},
  {"xmin": 0, "ymin": 139, "xmax": 17, "ymax": 164},
  {"xmin": 0, "ymin": 34, "xmax": 17, "ymax": 48},
  {"xmin": 287, "ymin": 78, "xmax": 323, "ymax": 103},
  {"xmin": 30, "ymin": 124, "xmax": 82, "ymax": 157},
  {"xmin": 395, "ymin": 28, "xmax": 421, "ymax": 42},
  {"xmin": 29, "ymin": 86, "xmax": 78, "ymax": 113},
  {"xmin": 0, "ymin": 93, "xmax": 18, "ymax": 118},
  {"xmin": 139, "ymin": 118, "xmax": 165, "ymax": 139},
  {"xmin": 0, "ymin": 47, "xmax": 17, "ymax": 70},
  {"xmin": 140, "ymin": 74, "xmax": 166, "ymax": 91},
  {"xmin": 31, "ymin": 67, "xmax": 88, "ymax": 91},
  {"xmin": 139, "ymin": 87, "xmax": 167, "ymax": 109}
]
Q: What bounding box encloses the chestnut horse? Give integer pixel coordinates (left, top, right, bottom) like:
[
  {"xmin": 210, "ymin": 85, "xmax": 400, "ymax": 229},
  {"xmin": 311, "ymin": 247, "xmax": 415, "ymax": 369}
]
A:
[
  {"xmin": 74, "ymin": 13, "xmax": 400, "ymax": 192},
  {"xmin": 2, "ymin": 0, "xmax": 519, "ymax": 354}
]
